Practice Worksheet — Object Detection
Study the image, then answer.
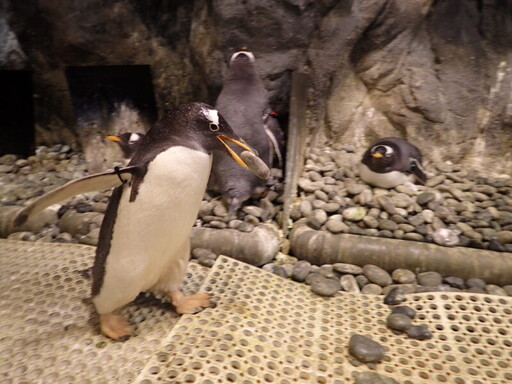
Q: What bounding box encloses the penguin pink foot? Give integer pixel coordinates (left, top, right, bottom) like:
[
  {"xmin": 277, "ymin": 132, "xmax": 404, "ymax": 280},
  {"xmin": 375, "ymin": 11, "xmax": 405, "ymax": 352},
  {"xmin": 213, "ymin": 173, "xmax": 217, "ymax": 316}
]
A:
[
  {"xmin": 100, "ymin": 313, "xmax": 133, "ymax": 341},
  {"xmin": 167, "ymin": 290, "xmax": 210, "ymax": 314}
]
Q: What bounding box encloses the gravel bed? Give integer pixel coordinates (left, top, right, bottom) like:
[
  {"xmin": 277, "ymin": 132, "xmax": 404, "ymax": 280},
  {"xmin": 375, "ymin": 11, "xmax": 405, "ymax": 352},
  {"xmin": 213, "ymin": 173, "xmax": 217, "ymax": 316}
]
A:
[{"xmin": 1, "ymin": 144, "xmax": 511, "ymax": 299}]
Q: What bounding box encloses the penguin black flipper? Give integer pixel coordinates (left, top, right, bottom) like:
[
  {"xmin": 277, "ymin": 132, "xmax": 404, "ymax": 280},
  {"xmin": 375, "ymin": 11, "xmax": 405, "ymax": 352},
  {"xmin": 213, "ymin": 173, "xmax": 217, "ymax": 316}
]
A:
[
  {"xmin": 409, "ymin": 159, "xmax": 427, "ymax": 184},
  {"xmin": 13, "ymin": 165, "xmax": 139, "ymax": 227}
]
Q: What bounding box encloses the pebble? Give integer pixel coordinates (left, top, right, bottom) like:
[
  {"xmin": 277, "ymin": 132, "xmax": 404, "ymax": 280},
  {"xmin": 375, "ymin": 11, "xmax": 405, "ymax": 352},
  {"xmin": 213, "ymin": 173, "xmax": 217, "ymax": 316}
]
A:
[
  {"xmin": 391, "ymin": 269, "xmax": 416, "ymax": 284},
  {"xmin": 353, "ymin": 372, "xmax": 399, "ymax": 384},
  {"xmin": 343, "ymin": 206, "xmax": 367, "ymax": 221},
  {"xmin": 406, "ymin": 325, "xmax": 433, "ymax": 340},
  {"xmin": 361, "ymin": 284, "xmax": 383, "ymax": 295},
  {"xmin": 362, "ymin": 265, "xmax": 393, "ymax": 287},
  {"xmin": 432, "ymin": 228, "xmax": 460, "ymax": 246},
  {"xmin": 417, "ymin": 271, "xmax": 443, "ymax": 286},
  {"xmin": 391, "ymin": 305, "xmax": 416, "ymax": 319},
  {"xmin": 383, "ymin": 287, "xmax": 406, "ymax": 305},
  {"xmin": 310, "ymin": 275, "xmax": 341, "ymax": 297},
  {"xmin": 485, "ymin": 284, "xmax": 509, "ymax": 296},
  {"xmin": 292, "ymin": 260, "xmax": 312, "ymax": 282},
  {"xmin": 340, "ymin": 274, "xmax": 361, "ymax": 293},
  {"xmin": 386, "ymin": 313, "xmax": 412, "ymax": 331},
  {"xmin": 333, "ymin": 263, "xmax": 363, "ymax": 275},
  {"xmin": 348, "ymin": 334, "xmax": 386, "ymax": 363},
  {"xmin": 466, "ymin": 278, "xmax": 487, "ymax": 289},
  {"xmin": 443, "ymin": 276, "xmax": 466, "ymax": 289}
]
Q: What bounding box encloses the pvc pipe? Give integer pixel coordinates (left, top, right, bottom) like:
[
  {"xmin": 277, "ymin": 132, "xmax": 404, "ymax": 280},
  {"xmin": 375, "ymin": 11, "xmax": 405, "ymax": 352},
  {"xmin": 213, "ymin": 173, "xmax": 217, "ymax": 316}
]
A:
[{"xmin": 290, "ymin": 223, "xmax": 512, "ymax": 285}]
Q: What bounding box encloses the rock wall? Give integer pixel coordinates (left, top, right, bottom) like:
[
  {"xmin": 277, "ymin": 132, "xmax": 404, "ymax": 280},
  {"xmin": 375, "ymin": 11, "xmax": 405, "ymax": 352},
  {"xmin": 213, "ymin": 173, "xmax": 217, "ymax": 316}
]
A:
[{"xmin": 1, "ymin": 0, "xmax": 511, "ymax": 173}]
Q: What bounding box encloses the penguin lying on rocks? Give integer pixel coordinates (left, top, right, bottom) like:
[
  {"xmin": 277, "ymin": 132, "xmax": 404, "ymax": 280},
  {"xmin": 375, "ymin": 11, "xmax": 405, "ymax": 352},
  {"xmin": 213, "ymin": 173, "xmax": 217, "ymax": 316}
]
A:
[
  {"xmin": 14, "ymin": 102, "xmax": 268, "ymax": 341},
  {"xmin": 359, "ymin": 137, "xmax": 427, "ymax": 188},
  {"xmin": 210, "ymin": 50, "xmax": 284, "ymax": 215},
  {"xmin": 106, "ymin": 132, "xmax": 145, "ymax": 160}
]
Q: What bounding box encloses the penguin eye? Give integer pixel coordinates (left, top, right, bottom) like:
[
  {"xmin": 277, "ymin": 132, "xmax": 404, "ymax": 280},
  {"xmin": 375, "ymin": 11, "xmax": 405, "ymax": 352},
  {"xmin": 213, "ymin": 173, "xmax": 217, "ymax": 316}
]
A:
[{"xmin": 209, "ymin": 123, "xmax": 220, "ymax": 132}]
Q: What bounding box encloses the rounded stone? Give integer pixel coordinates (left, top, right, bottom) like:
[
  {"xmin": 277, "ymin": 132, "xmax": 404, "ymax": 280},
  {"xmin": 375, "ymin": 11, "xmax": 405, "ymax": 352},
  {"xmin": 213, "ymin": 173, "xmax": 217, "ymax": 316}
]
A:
[
  {"xmin": 343, "ymin": 206, "xmax": 367, "ymax": 221},
  {"xmin": 378, "ymin": 219, "xmax": 398, "ymax": 231},
  {"xmin": 466, "ymin": 278, "xmax": 487, "ymax": 289},
  {"xmin": 191, "ymin": 248, "xmax": 216, "ymax": 261},
  {"xmin": 348, "ymin": 334, "xmax": 385, "ymax": 363},
  {"xmin": 323, "ymin": 202, "xmax": 341, "ymax": 213},
  {"xmin": 333, "ymin": 263, "xmax": 363, "ymax": 275},
  {"xmin": 353, "ymin": 372, "xmax": 399, "ymax": 384},
  {"xmin": 362, "ymin": 215, "xmax": 379, "ymax": 229},
  {"xmin": 340, "ymin": 274, "xmax": 361, "ymax": 293},
  {"xmin": 361, "ymin": 283, "xmax": 383, "ymax": 295},
  {"xmin": 292, "ymin": 260, "xmax": 312, "ymax": 282},
  {"xmin": 362, "ymin": 264, "xmax": 393, "ymax": 287},
  {"xmin": 391, "ymin": 305, "xmax": 416, "ymax": 319},
  {"xmin": 386, "ymin": 313, "xmax": 413, "ymax": 331},
  {"xmin": 432, "ymin": 228, "xmax": 460, "ymax": 247},
  {"xmin": 310, "ymin": 276, "xmax": 341, "ymax": 297},
  {"xmin": 325, "ymin": 218, "xmax": 348, "ymax": 234},
  {"xmin": 242, "ymin": 205, "xmax": 263, "ymax": 218},
  {"xmin": 497, "ymin": 231, "xmax": 512, "ymax": 244},
  {"xmin": 391, "ymin": 269, "xmax": 416, "ymax": 284},
  {"xmin": 443, "ymin": 276, "xmax": 466, "ymax": 289},
  {"xmin": 417, "ymin": 271, "xmax": 443, "ymax": 286},
  {"xmin": 406, "ymin": 325, "xmax": 433, "ymax": 340},
  {"xmin": 383, "ymin": 287, "xmax": 406, "ymax": 305},
  {"xmin": 485, "ymin": 285, "xmax": 508, "ymax": 296},
  {"xmin": 416, "ymin": 192, "xmax": 436, "ymax": 205}
]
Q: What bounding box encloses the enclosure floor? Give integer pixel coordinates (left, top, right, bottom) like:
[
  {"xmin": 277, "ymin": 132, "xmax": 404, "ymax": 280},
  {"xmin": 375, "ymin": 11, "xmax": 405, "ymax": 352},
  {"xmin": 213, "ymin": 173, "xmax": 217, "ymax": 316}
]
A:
[{"xmin": 1, "ymin": 239, "xmax": 511, "ymax": 384}]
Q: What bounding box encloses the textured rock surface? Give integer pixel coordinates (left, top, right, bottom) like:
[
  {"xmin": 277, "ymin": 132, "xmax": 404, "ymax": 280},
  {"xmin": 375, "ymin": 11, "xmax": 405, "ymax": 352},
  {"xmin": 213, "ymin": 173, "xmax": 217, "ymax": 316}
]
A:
[{"xmin": 2, "ymin": 0, "xmax": 512, "ymax": 172}]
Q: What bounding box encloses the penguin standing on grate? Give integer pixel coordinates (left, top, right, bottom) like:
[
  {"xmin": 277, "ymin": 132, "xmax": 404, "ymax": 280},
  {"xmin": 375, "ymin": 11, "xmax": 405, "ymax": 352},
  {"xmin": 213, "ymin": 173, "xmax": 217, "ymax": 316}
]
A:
[
  {"xmin": 359, "ymin": 137, "xmax": 427, "ymax": 189},
  {"xmin": 14, "ymin": 102, "xmax": 268, "ymax": 341}
]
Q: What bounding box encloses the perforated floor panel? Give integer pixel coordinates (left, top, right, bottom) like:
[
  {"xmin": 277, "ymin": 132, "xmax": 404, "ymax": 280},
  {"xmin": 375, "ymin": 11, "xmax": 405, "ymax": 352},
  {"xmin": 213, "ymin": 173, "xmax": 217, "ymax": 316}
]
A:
[{"xmin": 1, "ymin": 239, "xmax": 511, "ymax": 384}]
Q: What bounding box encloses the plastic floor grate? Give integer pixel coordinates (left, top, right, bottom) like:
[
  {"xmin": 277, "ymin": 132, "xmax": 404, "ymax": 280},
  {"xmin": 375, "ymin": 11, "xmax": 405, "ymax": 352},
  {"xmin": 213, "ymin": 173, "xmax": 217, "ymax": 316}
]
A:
[{"xmin": 1, "ymin": 239, "xmax": 511, "ymax": 384}]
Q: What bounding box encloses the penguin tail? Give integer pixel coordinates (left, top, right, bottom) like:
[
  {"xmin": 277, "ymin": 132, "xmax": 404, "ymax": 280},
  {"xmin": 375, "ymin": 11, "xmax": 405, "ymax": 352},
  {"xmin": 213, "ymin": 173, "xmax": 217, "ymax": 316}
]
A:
[{"xmin": 409, "ymin": 159, "xmax": 427, "ymax": 185}]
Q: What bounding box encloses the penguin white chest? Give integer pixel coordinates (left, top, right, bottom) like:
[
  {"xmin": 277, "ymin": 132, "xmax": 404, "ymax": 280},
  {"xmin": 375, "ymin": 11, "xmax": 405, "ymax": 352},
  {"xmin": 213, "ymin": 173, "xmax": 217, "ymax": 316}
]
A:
[
  {"xmin": 94, "ymin": 146, "xmax": 212, "ymax": 313},
  {"xmin": 359, "ymin": 163, "xmax": 414, "ymax": 189}
]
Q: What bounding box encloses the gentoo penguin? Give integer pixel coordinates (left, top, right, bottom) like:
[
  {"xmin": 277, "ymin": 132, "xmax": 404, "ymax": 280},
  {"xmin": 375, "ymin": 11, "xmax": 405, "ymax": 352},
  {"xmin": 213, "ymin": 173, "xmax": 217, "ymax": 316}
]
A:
[
  {"xmin": 106, "ymin": 132, "xmax": 145, "ymax": 159},
  {"xmin": 210, "ymin": 50, "xmax": 284, "ymax": 214},
  {"xmin": 359, "ymin": 137, "xmax": 427, "ymax": 188},
  {"xmin": 14, "ymin": 102, "xmax": 267, "ymax": 341}
]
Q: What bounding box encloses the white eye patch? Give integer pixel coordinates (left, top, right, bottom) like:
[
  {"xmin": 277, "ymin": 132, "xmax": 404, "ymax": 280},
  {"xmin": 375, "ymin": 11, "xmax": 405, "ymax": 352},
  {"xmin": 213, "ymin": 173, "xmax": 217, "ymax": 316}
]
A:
[
  {"xmin": 201, "ymin": 107, "xmax": 219, "ymax": 126},
  {"xmin": 129, "ymin": 133, "xmax": 141, "ymax": 144},
  {"xmin": 372, "ymin": 145, "xmax": 394, "ymax": 156}
]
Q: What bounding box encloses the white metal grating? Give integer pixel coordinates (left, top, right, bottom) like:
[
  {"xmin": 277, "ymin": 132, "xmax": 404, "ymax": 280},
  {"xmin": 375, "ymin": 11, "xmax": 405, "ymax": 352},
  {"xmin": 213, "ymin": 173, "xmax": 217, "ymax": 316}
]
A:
[{"xmin": 1, "ymin": 239, "xmax": 511, "ymax": 384}]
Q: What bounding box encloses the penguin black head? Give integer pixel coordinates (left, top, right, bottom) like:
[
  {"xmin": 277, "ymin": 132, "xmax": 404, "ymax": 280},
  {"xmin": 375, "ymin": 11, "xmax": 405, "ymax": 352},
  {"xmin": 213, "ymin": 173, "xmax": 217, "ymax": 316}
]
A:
[
  {"xmin": 139, "ymin": 102, "xmax": 255, "ymax": 170},
  {"xmin": 360, "ymin": 137, "xmax": 427, "ymax": 187},
  {"xmin": 107, "ymin": 132, "xmax": 145, "ymax": 159}
]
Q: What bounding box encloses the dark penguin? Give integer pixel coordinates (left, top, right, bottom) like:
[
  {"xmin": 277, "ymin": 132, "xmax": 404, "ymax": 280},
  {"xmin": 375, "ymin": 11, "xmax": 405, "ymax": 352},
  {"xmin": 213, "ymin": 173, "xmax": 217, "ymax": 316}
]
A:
[
  {"xmin": 210, "ymin": 50, "xmax": 284, "ymax": 214},
  {"xmin": 14, "ymin": 102, "xmax": 267, "ymax": 341},
  {"xmin": 107, "ymin": 132, "xmax": 145, "ymax": 159},
  {"xmin": 359, "ymin": 137, "xmax": 427, "ymax": 188}
]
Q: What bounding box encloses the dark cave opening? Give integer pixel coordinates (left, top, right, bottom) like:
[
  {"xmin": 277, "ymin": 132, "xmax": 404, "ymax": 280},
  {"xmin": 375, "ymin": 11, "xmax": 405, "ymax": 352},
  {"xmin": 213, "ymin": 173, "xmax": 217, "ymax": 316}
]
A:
[{"xmin": 0, "ymin": 70, "xmax": 35, "ymax": 157}]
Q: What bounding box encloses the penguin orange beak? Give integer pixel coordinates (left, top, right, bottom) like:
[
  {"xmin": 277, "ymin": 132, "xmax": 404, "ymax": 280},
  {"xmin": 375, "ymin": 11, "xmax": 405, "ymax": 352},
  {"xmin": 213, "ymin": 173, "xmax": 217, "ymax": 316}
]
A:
[
  {"xmin": 216, "ymin": 135, "xmax": 254, "ymax": 168},
  {"xmin": 372, "ymin": 152, "xmax": 383, "ymax": 158},
  {"xmin": 106, "ymin": 135, "xmax": 121, "ymax": 142}
]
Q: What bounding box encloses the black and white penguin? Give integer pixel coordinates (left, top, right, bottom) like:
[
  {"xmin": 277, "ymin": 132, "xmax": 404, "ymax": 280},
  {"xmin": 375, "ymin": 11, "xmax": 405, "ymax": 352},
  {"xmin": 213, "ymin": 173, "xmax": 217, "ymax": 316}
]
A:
[
  {"xmin": 106, "ymin": 132, "xmax": 145, "ymax": 159},
  {"xmin": 15, "ymin": 102, "xmax": 267, "ymax": 341},
  {"xmin": 210, "ymin": 50, "xmax": 284, "ymax": 214},
  {"xmin": 359, "ymin": 137, "xmax": 427, "ymax": 188}
]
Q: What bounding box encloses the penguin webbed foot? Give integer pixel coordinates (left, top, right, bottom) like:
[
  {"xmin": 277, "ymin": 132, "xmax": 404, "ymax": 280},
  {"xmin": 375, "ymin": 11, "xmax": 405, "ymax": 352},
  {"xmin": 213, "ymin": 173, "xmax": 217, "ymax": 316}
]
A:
[
  {"xmin": 99, "ymin": 313, "xmax": 133, "ymax": 341},
  {"xmin": 167, "ymin": 290, "xmax": 210, "ymax": 314}
]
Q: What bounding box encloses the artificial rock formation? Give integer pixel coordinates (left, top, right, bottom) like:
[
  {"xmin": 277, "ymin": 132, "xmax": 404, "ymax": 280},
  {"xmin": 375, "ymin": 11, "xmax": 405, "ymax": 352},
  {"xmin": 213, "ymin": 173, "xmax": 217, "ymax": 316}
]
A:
[{"xmin": 1, "ymin": 0, "xmax": 511, "ymax": 172}]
